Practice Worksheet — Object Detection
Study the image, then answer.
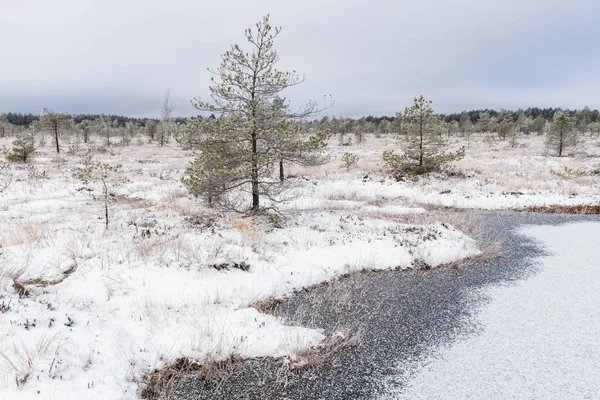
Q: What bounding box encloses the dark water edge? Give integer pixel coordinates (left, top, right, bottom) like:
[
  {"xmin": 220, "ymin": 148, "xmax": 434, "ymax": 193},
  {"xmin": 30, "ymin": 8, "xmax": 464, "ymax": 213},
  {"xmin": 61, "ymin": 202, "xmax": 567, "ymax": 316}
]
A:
[{"xmin": 168, "ymin": 211, "xmax": 600, "ymax": 400}]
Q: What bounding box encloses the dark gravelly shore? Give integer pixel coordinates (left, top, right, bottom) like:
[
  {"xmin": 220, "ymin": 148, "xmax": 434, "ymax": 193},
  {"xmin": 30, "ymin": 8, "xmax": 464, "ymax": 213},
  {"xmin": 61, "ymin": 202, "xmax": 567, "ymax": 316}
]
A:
[{"xmin": 168, "ymin": 211, "xmax": 600, "ymax": 400}]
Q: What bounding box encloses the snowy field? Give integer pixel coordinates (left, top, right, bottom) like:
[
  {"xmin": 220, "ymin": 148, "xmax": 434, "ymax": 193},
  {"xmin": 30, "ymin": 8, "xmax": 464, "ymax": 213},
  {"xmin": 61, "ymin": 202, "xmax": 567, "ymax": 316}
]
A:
[
  {"xmin": 0, "ymin": 132, "xmax": 599, "ymax": 399},
  {"xmin": 383, "ymin": 221, "xmax": 600, "ymax": 399},
  {"xmin": 303, "ymin": 132, "xmax": 600, "ymax": 210}
]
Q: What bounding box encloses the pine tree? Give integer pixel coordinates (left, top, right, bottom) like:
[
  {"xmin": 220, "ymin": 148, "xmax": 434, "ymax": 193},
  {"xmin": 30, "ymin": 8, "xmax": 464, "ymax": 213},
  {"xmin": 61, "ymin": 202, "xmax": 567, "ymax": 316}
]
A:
[
  {"xmin": 547, "ymin": 111, "xmax": 575, "ymax": 157},
  {"xmin": 159, "ymin": 89, "xmax": 175, "ymax": 147},
  {"xmin": 182, "ymin": 15, "xmax": 330, "ymax": 212},
  {"xmin": 496, "ymin": 109, "xmax": 514, "ymax": 140},
  {"xmin": 459, "ymin": 111, "xmax": 473, "ymax": 148},
  {"xmin": 6, "ymin": 132, "xmax": 35, "ymax": 163},
  {"xmin": 394, "ymin": 111, "xmax": 404, "ymax": 135},
  {"xmin": 73, "ymin": 163, "xmax": 128, "ymax": 228},
  {"xmin": 476, "ymin": 111, "xmax": 492, "ymax": 133},
  {"xmin": 40, "ymin": 108, "xmax": 70, "ymax": 154},
  {"xmin": 383, "ymin": 96, "xmax": 464, "ymax": 178},
  {"xmin": 77, "ymin": 120, "xmax": 92, "ymax": 143}
]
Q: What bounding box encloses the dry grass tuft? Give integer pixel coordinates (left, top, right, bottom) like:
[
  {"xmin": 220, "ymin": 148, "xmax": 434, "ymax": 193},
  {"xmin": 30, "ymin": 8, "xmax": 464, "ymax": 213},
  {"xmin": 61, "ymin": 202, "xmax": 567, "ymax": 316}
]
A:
[
  {"xmin": 1, "ymin": 223, "xmax": 47, "ymax": 247},
  {"xmin": 231, "ymin": 215, "xmax": 272, "ymax": 244},
  {"xmin": 0, "ymin": 335, "xmax": 62, "ymax": 388},
  {"xmin": 284, "ymin": 330, "xmax": 360, "ymax": 371},
  {"xmin": 141, "ymin": 358, "xmax": 204, "ymax": 400},
  {"xmin": 20, "ymin": 264, "xmax": 77, "ymax": 288},
  {"xmin": 251, "ymin": 296, "xmax": 283, "ymax": 314},
  {"xmin": 396, "ymin": 210, "xmax": 503, "ymax": 266},
  {"xmin": 518, "ymin": 205, "xmax": 600, "ymax": 214},
  {"xmin": 143, "ymin": 274, "xmax": 373, "ymax": 399},
  {"xmin": 140, "ymin": 330, "xmax": 360, "ymax": 400}
]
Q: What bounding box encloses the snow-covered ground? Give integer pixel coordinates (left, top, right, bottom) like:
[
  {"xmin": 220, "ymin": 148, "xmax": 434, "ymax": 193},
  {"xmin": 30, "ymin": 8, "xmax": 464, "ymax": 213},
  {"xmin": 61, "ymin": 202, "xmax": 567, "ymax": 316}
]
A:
[
  {"xmin": 295, "ymin": 132, "xmax": 600, "ymax": 210},
  {"xmin": 383, "ymin": 221, "xmax": 600, "ymax": 399},
  {"xmin": 0, "ymin": 137, "xmax": 480, "ymax": 399},
  {"xmin": 0, "ymin": 132, "xmax": 598, "ymax": 399}
]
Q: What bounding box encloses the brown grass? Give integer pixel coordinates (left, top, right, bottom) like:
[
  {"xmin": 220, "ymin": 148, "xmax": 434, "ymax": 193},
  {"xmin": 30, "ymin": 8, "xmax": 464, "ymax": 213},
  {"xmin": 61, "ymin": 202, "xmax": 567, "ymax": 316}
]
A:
[
  {"xmin": 141, "ymin": 357, "xmax": 233, "ymax": 400},
  {"xmin": 517, "ymin": 205, "xmax": 600, "ymax": 214},
  {"xmin": 284, "ymin": 330, "xmax": 360, "ymax": 371},
  {"xmin": 20, "ymin": 264, "xmax": 77, "ymax": 288},
  {"xmin": 252, "ymin": 296, "xmax": 284, "ymax": 314},
  {"xmin": 395, "ymin": 210, "xmax": 503, "ymax": 266},
  {"xmin": 143, "ymin": 274, "xmax": 368, "ymax": 399},
  {"xmin": 1, "ymin": 224, "xmax": 47, "ymax": 247},
  {"xmin": 140, "ymin": 330, "xmax": 359, "ymax": 400}
]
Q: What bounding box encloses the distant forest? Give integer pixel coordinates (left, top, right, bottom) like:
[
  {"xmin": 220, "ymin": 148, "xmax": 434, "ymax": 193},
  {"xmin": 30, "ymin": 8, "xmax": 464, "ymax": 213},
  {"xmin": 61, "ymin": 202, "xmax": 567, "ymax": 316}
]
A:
[
  {"xmin": 1, "ymin": 113, "xmax": 193, "ymax": 127},
  {"xmin": 2, "ymin": 106, "xmax": 599, "ymax": 128}
]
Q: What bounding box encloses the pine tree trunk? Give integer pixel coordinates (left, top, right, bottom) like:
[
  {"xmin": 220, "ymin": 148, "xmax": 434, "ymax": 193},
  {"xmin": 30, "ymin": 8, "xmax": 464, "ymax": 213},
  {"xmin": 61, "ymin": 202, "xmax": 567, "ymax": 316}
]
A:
[
  {"xmin": 558, "ymin": 133, "xmax": 563, "ymax": 157},
  {"xmin": 251, "ymin": 132, "xmax": 259, "ymax": 211},
  {"xmin": 54, "ymin": 124, "xmax": 60, "ymax": 154},
  {"xmin": 250, "ymin": 67, "xmax": 260, "ymax": 212},
  {"xmin": 103, "ymin": 182, "xmax": 109, "ymax": 228},
  {"xmin": 419, "ymin": 114, "xmax": 424, "ymax": 167}
]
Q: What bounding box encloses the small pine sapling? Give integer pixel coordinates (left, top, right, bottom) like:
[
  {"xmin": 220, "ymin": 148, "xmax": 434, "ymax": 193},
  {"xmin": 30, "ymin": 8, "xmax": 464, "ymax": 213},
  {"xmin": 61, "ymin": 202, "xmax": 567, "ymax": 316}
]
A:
[
  {"xmin": 5, "ymin": 133, "xmax": 35, "ymax": 163},
  {"xmin": 73, "ymin": 163, "xmax": 129, "ymax": 228},
  {"xmin": 340, "ymin": 152, "xmax": 359, "ymax": 170},
  {"xmin": 383, "ymin": 96, "xmax": 465, "ymax": 179},
  {"xmin": 354, "ymin": 126, "xmax": 364, "ymax": 144}
]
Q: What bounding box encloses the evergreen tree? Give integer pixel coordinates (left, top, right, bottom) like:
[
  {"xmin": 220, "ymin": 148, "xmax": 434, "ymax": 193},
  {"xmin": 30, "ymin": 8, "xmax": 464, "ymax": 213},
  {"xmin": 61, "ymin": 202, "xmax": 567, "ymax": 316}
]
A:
[
  {"xmin": 146, "ymin": 121, "xmax": 159, "ymax": 142},
  {"xmin": 77, "ymin": 120, "xmax": 93, "ymax": 143},
  {"xmin": 496, "ymin": 109, "xmax": 514, "ymax": 140},
  {"xmin": 393, "ymin": 111, "xmax": 404, "ymax": 135},
  {"xmin": 99, "ymin": 115, "xmax": 112, "ymax": 147},
  {"xmin": 40, "ymin": 108, "xmax": 70, "ymax": 154},
  {"xmin": 182, "ymin": 15, "xmax": 330, "ymax": 212},
  {"xmin": 6, "ymin": 132, "xmax": 35, "ymax": 163},
  {"xmin": 73, "ymin": 163, "xmax": 128, "ymax": 228},
  {"xmin": 458, "ymin": 112, "xmax": 474, "ymax": 148},
  {"xmin": 159, "ymin": 89, "xmax": 175, "ymax": 147},
  {"xmin": 382, "ymin": 96, "xmax": 464, "ymax": 178},
  {"xmin": 547, "ymin": 111, "xmax": 575, "ymax": 157},
  {"xmin": 476, "ymin": 111, "xmax": 492, "ymax": 133}
]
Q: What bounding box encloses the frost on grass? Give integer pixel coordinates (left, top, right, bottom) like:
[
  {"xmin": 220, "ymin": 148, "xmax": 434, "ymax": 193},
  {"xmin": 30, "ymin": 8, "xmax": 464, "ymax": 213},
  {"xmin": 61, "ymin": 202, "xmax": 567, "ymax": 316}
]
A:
[
  {"xmin": 295, "ymin": 133, "xmax": 600, "ymax": 210},
  {"xmin": 0, "ymin": 139, "xmax": 479, "ymax": 399}
]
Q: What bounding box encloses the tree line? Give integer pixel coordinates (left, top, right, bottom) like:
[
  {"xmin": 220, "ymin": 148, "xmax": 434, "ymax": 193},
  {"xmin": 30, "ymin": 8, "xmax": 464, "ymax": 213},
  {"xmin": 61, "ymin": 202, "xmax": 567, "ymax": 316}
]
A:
[
  {"xmin": 4, "ymin": 107, "xmax": 599, "ymax": 134},
  {"xmin": 1, "ymin": 112, "xmax": 195, "ymax": 127}
]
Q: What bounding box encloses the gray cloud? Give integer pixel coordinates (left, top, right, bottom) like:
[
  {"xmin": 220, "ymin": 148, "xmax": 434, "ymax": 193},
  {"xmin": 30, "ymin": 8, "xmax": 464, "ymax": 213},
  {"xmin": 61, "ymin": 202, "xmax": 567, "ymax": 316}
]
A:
[{"xmin": 1, "ymin": 0, "xmax": 599, "ymax": 118}]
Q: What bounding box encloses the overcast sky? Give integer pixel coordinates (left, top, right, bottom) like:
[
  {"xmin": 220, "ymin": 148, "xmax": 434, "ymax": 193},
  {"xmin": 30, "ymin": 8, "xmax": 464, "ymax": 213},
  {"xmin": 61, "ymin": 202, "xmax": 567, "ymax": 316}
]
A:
[{"xmin": 1, "ymin": 0, "xmax": 599, "ymax": 118}]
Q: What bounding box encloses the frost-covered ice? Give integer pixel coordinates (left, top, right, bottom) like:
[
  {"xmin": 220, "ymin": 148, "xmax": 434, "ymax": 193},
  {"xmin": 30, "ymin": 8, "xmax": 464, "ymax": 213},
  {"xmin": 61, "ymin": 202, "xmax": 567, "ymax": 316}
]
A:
[{"xmin": 383, "ymin": 222, "xmax": 600, "ymax": 400}]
